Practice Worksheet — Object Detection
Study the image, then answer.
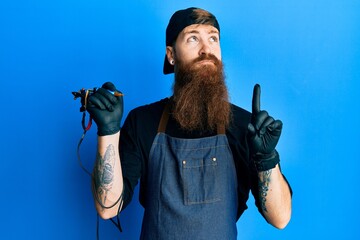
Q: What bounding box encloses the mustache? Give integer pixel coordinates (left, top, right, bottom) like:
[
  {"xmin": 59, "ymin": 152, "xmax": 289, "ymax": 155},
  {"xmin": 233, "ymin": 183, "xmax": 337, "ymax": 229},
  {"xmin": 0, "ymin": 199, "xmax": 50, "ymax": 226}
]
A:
[{"xmin": 192, "ymin": 53, "xmax": 220, "ymax": 65}]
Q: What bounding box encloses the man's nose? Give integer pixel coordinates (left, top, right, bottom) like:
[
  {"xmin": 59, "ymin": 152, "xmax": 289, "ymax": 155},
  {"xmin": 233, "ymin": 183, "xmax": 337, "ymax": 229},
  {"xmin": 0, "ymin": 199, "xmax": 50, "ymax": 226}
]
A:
[{"xmin": 199, "ymin": 40, "xmax": 211, "ymax": 55}]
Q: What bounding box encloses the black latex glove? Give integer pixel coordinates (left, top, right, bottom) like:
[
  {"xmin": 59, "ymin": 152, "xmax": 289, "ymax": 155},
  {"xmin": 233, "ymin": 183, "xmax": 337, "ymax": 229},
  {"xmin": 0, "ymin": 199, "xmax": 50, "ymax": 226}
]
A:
[
  {"xmin": 87, "ymin": 82, "xmax": 123, "ymax": 136},
  {"xmin": 247, "ymin": 84, "xmax": 282, "ymax": 171}
]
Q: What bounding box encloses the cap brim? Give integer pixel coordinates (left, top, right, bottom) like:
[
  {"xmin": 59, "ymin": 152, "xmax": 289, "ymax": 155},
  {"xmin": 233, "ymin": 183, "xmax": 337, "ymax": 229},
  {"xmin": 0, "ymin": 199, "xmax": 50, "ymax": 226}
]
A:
[{"xmin": 163, "ymin": 54, "xmax": 174, "ymax": 74}]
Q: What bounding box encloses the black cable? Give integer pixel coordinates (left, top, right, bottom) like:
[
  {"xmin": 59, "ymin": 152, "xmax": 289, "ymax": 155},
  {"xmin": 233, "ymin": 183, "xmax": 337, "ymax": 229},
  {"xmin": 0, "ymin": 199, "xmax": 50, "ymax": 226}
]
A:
[
  {"xmin": 97, "ymin": 213, "xmax": 100, "ymax": 240},
  {"xmin": 77, "ymin": 129, "xmax": 92, "ymax": 177}
]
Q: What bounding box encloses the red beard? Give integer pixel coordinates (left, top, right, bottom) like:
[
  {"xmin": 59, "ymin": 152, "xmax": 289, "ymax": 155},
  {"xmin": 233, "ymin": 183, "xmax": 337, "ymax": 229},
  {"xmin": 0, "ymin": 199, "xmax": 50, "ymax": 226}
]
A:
[{"xmin": 172, "ymin": 54, "xmax": 231, "ymax": 132}]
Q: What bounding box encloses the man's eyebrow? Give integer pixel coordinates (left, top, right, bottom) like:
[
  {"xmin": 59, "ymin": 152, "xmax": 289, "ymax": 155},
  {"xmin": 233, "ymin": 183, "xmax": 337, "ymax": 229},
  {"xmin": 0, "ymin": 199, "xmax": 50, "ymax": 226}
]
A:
[
  {"xmin": 183, "ymin": 30, "xmax": 200, "ymax": 35},
  {"xmin": 183, "ymin": 29, "xmax": 219, "ymax": 35},
  {"xmin": 208, "ymin": 29, "xmax": 219, "ymax": 35}
]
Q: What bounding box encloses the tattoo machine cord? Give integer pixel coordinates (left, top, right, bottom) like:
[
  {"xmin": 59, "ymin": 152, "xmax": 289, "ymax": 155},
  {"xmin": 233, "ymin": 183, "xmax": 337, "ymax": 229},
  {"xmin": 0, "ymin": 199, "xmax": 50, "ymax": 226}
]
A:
[
  {"xmin": 72, "ymin": 88, "xmax": 95, "ymax": 176},
  {"xmin": 72, "ymin": 88, "xmax": 124, "ymax": 239}
]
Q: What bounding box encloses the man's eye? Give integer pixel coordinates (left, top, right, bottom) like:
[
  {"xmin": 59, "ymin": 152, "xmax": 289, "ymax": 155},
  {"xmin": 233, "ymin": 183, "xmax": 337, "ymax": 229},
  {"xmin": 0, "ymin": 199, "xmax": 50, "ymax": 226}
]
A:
[
  {"xmin": 210, "ymin": 36, "xmax": 218, "ymax": 42},
  {"xmin": 188, "ymin": 36, "xmax": 198, "ymax": 42}
]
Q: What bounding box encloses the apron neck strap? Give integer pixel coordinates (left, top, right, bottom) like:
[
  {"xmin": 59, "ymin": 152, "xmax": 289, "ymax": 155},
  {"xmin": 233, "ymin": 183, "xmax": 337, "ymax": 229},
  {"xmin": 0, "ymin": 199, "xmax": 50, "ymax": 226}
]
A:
[
  {"xmin": 217, "ymin": 124, "xmax": 225, "ymax": 135},
  {"xmin": 157, "ymin": 100, "xmax": 171, "ymax": 133},
  {"xmin": 157, "ymin": 99, "xmax": 226, "ymax": 135}
]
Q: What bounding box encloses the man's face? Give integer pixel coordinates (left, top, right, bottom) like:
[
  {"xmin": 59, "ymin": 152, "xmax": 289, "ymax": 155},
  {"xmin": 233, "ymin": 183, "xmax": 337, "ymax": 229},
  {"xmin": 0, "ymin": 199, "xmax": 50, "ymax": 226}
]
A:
[{"xmin": 168, "ymin": 24, "xmax": 221, "ymax": 70}]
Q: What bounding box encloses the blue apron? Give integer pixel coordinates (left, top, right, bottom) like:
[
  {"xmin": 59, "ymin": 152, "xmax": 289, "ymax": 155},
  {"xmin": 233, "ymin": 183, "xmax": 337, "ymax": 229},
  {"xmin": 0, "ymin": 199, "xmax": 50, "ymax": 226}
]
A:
[{"xmin": 140, "ymin": 103, "xmax": 238, "ymax": 240}]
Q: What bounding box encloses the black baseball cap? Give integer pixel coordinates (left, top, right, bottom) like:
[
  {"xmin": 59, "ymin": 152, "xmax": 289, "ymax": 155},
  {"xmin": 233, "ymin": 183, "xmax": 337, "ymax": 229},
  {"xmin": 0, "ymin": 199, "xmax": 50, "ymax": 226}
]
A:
[{"xmin": 163, "ymin": 7, "xmax": 220, "ymax": 74}]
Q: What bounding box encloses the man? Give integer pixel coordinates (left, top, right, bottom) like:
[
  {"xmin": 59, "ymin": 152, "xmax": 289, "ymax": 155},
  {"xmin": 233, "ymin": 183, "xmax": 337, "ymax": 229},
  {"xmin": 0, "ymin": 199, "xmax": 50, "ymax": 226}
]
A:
[{"xmin": 87, "ymin": 7, "xmax": 292, "ymax": 239}]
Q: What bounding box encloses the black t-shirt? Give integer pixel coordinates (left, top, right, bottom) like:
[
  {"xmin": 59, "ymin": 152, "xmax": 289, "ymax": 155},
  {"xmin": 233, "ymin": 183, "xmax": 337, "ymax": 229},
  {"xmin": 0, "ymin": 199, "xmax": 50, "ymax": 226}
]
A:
[{"xmin": 120, "ymin": 97, "xmax": 262, "ymax": 219}]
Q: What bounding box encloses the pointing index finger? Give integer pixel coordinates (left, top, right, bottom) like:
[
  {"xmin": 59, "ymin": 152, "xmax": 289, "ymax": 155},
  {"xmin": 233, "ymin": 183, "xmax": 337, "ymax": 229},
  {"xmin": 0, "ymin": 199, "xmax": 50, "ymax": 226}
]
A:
[{"xmin": 252, "ymin": 84, "xmax": 261, "ymax": 114}]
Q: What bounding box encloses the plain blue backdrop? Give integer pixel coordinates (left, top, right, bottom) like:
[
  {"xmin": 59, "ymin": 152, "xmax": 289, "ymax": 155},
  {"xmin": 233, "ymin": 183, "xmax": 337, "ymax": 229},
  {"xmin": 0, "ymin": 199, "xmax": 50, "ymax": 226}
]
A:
[{"xmin": 0, "ymin": 0, "xmax": 359, "ymax": 239}]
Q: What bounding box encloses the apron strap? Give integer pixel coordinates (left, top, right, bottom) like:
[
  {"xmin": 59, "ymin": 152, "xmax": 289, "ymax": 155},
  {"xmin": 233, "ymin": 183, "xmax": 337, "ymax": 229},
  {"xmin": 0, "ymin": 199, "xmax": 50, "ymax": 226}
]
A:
[
  {"xmin": 157, "ymin": 101, "xmax": 171, "ymax": 133},
  {"xmin": 157, "ymin": 99, "xmax": 226, "ymax": 135},
  {"xmin": 217, "ymin": 124, "xmax": 225, "ymax": 135}
]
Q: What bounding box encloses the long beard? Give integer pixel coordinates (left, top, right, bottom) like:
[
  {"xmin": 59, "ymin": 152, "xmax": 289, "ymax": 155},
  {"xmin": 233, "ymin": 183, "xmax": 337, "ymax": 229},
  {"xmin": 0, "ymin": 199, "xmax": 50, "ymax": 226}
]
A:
[{"xmin": 172, "ymin": 54, "xmax": 231, "ymax": 132}]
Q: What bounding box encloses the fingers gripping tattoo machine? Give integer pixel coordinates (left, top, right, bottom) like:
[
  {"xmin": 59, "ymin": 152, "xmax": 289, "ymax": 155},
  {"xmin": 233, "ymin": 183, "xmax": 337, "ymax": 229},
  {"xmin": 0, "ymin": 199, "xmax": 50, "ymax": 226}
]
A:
[{"xmin": 72, "ymin": 88, "xmax": 123, "ymax": 131}]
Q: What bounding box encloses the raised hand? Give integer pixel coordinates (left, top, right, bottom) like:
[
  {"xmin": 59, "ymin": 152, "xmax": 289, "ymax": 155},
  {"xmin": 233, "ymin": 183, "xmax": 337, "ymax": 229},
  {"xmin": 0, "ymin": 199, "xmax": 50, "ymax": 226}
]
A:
[{"xmin": 247, "ymin": 84, "xmax": 282, "ymax": 171}]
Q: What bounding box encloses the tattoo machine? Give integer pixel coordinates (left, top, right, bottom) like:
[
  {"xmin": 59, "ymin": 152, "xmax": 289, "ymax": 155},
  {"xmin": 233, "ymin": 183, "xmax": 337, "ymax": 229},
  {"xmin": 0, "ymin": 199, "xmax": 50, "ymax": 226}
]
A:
[{"xmin": 72, "ymin": 87, "xmax": 123, "ymax": 131}]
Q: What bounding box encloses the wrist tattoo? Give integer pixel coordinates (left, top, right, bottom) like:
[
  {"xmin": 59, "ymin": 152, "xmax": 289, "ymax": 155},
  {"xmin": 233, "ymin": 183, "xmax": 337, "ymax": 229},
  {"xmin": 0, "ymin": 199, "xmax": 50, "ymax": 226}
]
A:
[
  {"xmin": 259, "ymin": 169, "xmax": 272, "ymax": 213},
  {"xmin": 94, "ymin": 144, "xmax": 116, "ymax": 207}
]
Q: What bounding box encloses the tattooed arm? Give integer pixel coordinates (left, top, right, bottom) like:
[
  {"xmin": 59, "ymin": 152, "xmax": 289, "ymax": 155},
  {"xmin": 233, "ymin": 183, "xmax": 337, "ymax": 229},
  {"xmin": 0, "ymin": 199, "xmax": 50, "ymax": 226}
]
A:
[
  {"xmin": 92, "ymin": 132, "xmax": 124, "ymax": 219},
  {"xmin": 258, "ymin": 164, "xmax": 292, "ymax": 229},
  {"xmin": 247, "ymin": 84, "xmax": 292, "ymax": 228}
]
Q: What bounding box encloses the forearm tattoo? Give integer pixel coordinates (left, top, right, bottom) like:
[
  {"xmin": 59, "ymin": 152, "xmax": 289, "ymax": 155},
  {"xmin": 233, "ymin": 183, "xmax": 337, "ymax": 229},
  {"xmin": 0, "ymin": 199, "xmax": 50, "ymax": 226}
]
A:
[
  {"xmin": 93, "ymin": 144, "xmax": 116, "ymax": 207},
  {"xmin": 259, "ymin": 169, "xmax": 272, "ymax": 213}
]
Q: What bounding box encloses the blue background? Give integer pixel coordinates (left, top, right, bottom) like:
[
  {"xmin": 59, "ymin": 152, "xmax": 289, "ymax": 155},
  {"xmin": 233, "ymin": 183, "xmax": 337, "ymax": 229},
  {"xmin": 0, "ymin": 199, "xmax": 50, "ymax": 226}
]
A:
[{"xmin": 1, "ymin": 0, "xmax": 359, "ymax": 239}]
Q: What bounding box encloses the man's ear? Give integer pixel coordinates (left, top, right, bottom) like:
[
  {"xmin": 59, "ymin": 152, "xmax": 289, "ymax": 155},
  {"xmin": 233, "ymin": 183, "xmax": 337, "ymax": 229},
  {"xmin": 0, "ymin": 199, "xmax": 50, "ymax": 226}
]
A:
[{"xmin": 166, "ymin": 46, "xmax": 175, "ymax": 65}]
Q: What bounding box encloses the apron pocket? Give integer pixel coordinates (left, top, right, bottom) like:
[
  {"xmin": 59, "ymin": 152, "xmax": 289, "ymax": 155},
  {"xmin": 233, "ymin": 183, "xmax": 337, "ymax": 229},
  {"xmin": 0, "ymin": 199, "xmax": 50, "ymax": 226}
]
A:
[{"xmin": 181, "ymin": 157, "xmax": 221, "ymax": 205}]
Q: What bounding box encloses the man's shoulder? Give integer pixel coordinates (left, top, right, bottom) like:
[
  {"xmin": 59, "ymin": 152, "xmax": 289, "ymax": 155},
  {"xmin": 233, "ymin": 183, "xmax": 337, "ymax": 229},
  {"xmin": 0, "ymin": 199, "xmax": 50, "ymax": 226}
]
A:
[
  {"xmin": 136, "ymin": 98, "xmax": 168, "ymax": 110},
  {"xmin": 230, "ymin": 103, "xmax": 251, "ymax": 121},
  {"xmin": 122, "ymin": 98, "xmax": 169, "ymax": 140},
  {"xmin": 226, "ymin": 103, "xmax": 252, "ymax": 139},
  {"xmin": 124, "ymin": 98, "xmax": 169, "ymax": 128},
  {"xmin": 129, "ymin": 98, "xmax": 169, "ymax": 116}
]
